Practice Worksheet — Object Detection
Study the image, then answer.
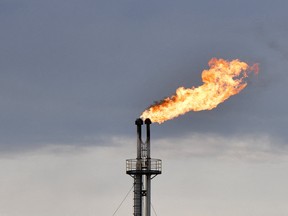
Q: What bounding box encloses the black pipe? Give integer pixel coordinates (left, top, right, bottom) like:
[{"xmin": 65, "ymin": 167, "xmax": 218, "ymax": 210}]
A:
[{"xmin": 135, "ymin": 118, "xmax": 143, "ymax": 159}]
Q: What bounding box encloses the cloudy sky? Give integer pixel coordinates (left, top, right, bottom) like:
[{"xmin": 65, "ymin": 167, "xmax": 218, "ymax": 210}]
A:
[{"xmin": 1, "ymin": 0, "xmax": 288, "ymax": 215}]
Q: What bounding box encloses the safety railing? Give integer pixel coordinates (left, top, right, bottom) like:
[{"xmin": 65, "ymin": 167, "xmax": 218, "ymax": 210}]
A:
[{"xmin": 126, "ymin": 158, "xmax": 162, "ymax": 174}]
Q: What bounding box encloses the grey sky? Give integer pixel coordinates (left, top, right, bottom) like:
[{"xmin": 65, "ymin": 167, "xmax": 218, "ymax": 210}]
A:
[
  {"xmin": 1, "ymin": 0, "xmax": 288, "ymax": 149},
  {"xmin": 1, "ymin": 0, "xmax": 288, "ymax": 215}
]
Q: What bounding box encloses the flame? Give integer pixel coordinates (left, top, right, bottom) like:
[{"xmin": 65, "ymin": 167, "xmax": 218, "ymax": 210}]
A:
[{"xmin": 141, "ymin": 58, "xmax": 259, "ymax": 123}]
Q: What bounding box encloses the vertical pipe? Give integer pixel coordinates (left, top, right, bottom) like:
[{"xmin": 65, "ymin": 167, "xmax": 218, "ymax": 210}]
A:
[
  {"xmin": 145, "ymin": 118, "xmax": 151, "ymax": 159},
  {"xmin": 134, "ymin": 118, "xmax": 143, "ymax": 216},
  {"xmin": 135, "ymin": 118, "xmax": 143, "ymax": 159},
  {"xmin": 146, "ymin": 177, "xmax": 151, "ymax": 216},
  {"xmin": 145, "ymin": 118, "xmax": 152, "ymax": 216}
]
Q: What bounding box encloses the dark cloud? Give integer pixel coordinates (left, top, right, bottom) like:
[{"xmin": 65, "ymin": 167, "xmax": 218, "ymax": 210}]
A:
[{"xmin": 0, "ymin": 0, "xmax": 287, "ymax": 151}]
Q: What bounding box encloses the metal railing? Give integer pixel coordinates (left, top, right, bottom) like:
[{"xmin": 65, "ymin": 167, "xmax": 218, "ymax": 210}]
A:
[{"xmin": 126, "ymin": 158, "xmax": 162, "ymax": 173}]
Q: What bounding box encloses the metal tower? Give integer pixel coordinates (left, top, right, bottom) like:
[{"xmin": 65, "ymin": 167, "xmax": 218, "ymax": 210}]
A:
[{"xmin": 126, "ymin": 118, "xmax": 162, "ymax": 216}]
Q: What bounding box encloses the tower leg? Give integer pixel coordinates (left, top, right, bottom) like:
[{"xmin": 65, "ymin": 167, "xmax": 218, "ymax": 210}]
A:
[
  {"xmin": 134, "ymin": 174, "xmax": 142, "ymax": 216},
  {"xmin": 146, "ymin": 174, "xmax": 151, "ymax": 216}
]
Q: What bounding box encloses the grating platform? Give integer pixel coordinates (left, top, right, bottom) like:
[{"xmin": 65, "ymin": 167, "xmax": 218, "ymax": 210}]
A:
[{"xmin": 126, "ymin": 158, "xmax": 162, "ymax": 175}]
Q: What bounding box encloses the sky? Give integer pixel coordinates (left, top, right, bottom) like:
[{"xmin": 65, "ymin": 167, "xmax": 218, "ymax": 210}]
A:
[{"xmin": 0, "ymin": 0, "xmax": 288, "ymax": 215}]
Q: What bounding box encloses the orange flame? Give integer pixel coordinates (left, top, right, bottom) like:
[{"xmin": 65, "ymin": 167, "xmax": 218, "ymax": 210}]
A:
[{"xmin": 141, "ymin": 58, "xmax": 259, "ymax": 123}]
